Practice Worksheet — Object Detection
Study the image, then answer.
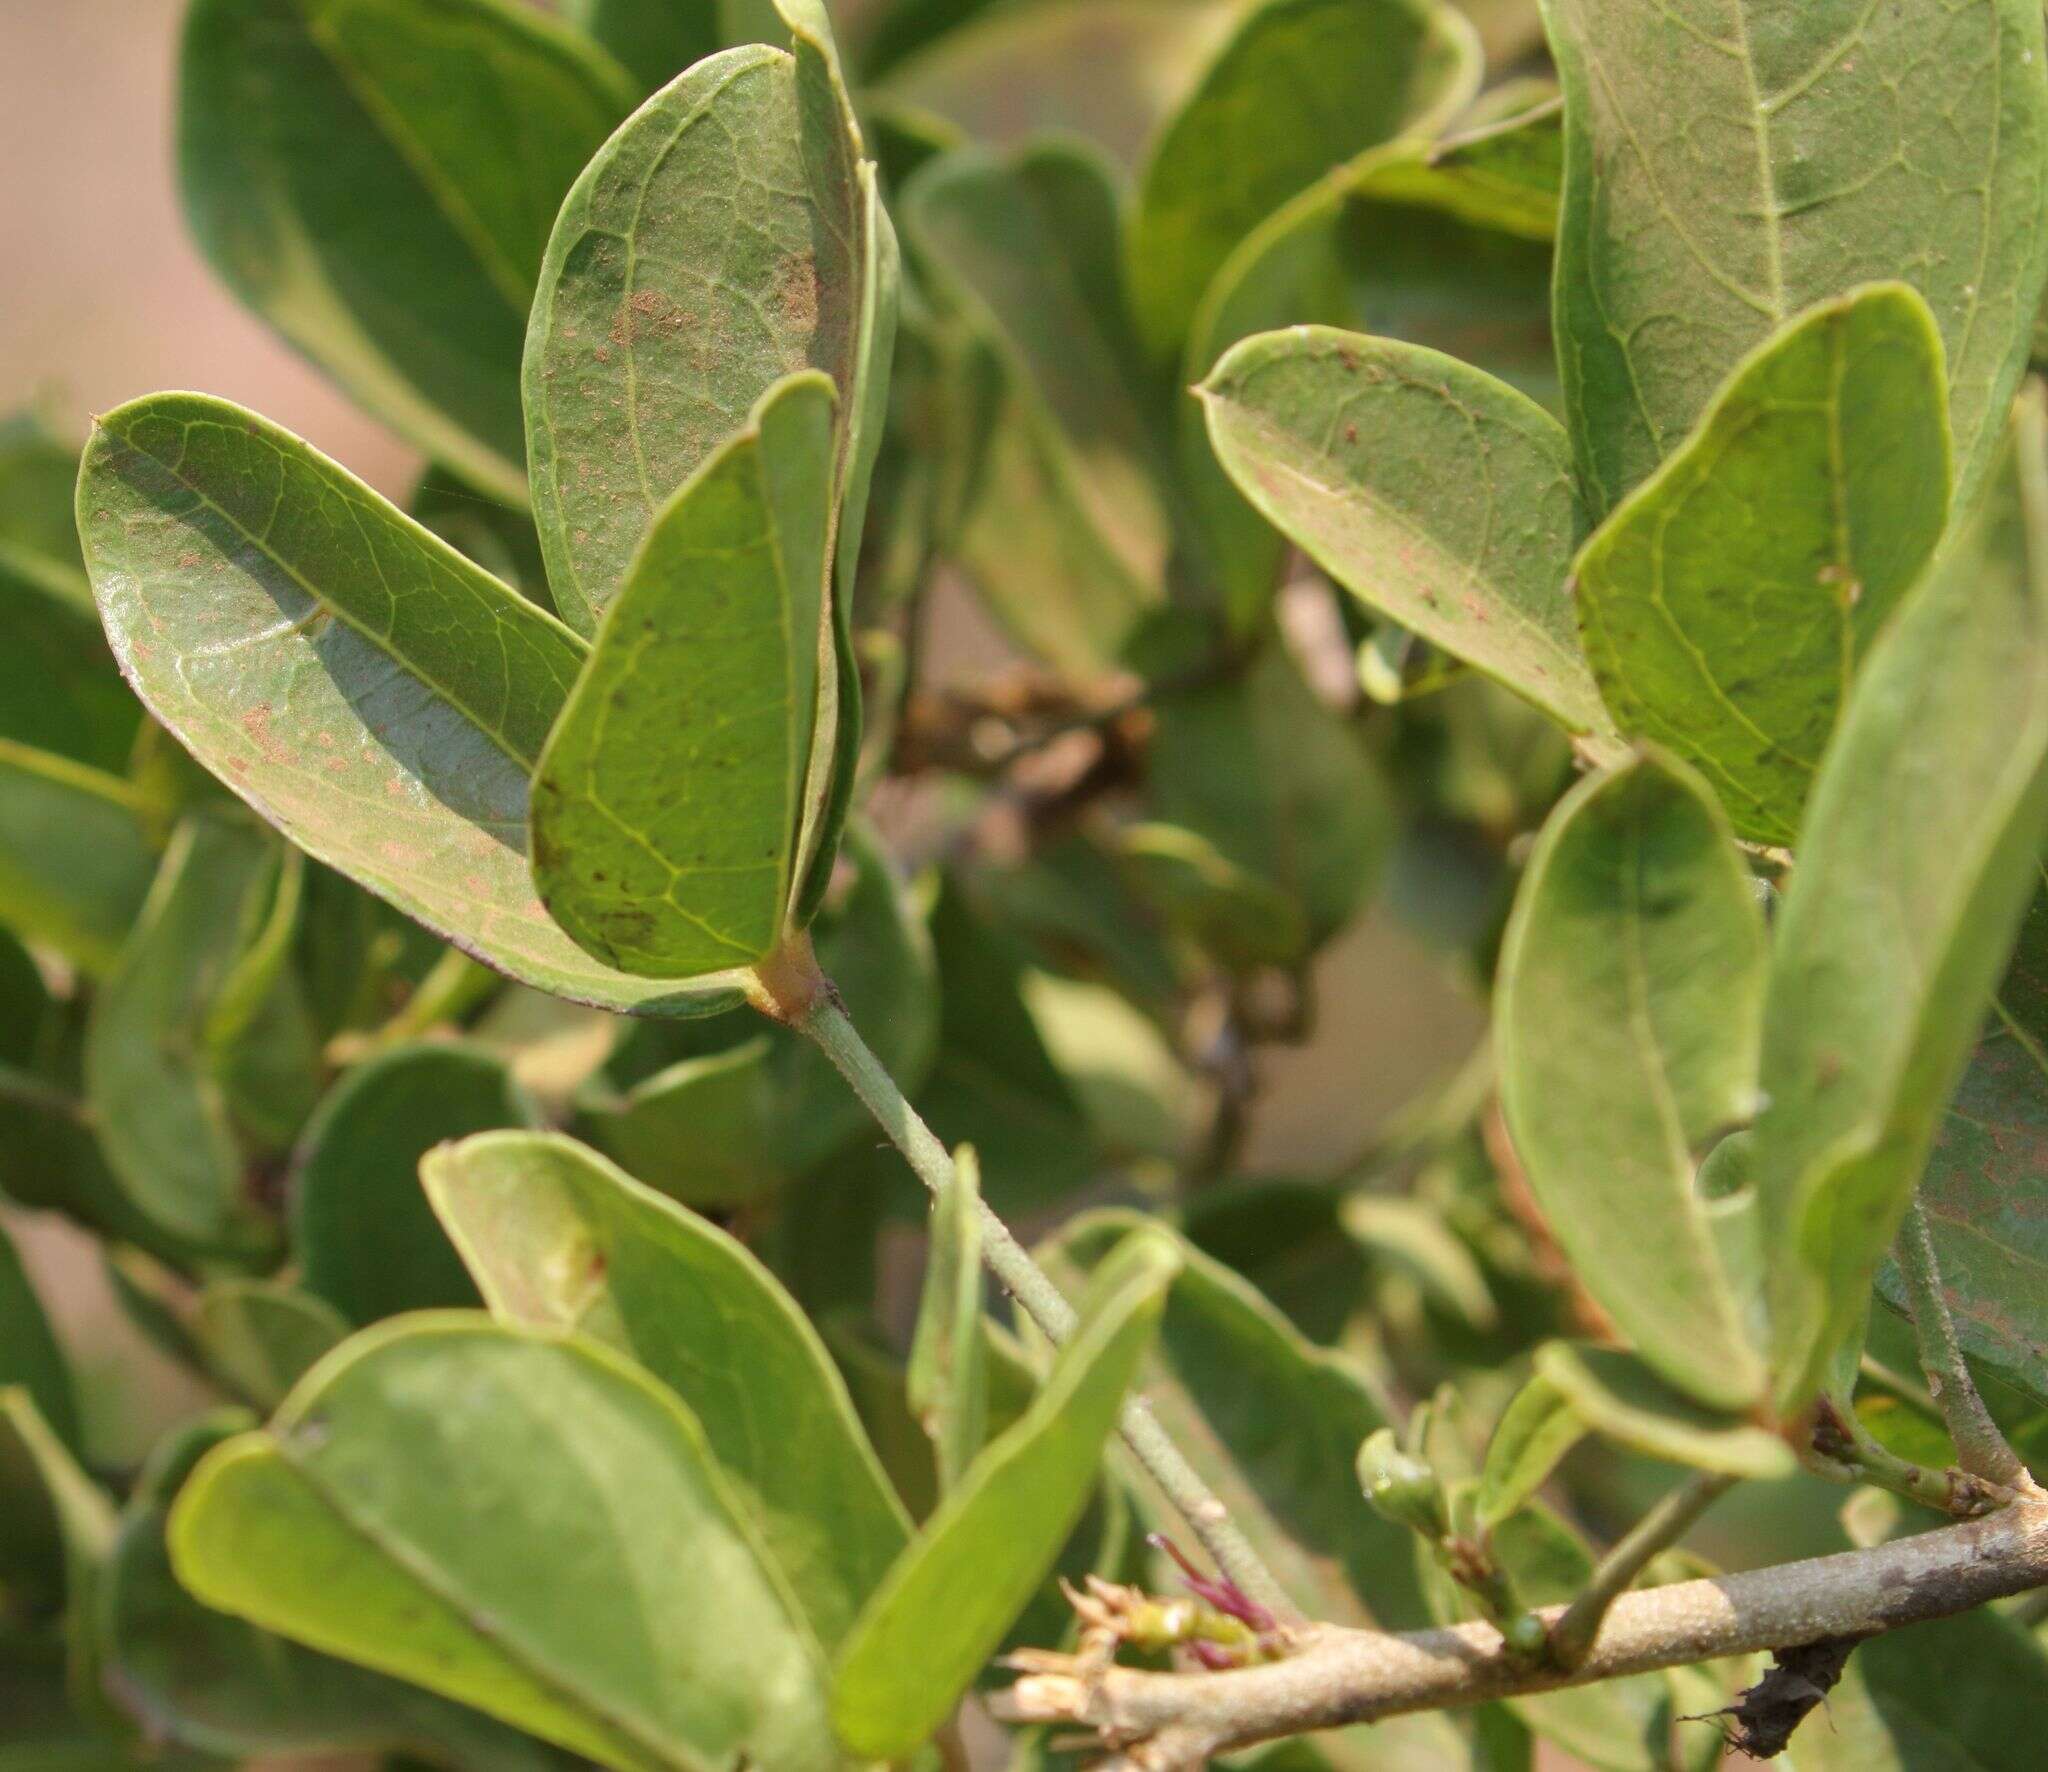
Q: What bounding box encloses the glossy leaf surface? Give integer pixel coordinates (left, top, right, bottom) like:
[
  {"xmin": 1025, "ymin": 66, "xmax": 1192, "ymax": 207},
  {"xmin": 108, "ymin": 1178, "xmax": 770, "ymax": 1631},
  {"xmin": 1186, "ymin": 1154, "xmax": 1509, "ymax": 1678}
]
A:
[
  {"xmin": 170, "ymin": 1318, "xmax": 838, "ymax": 1771},
  {"xmin": 1497, "ymin": 753, "xmax": 1769, "ymax": 1409},
  {"xmin": 1575, "ymin": 286, "xmax": 1951, "ymax": 845},
  {"xmin": 424, "ymin": 1131, "xmax": 908, "ymax": 1649}
]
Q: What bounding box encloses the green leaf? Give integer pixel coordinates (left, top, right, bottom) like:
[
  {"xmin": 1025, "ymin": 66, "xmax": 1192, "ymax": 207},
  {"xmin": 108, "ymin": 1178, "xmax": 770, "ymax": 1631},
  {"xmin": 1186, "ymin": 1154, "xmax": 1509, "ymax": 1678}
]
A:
[
  {"xmin": 1533, "ymin": 1344, "xmax": 1795, "ymax": 1478},
  {"xmin": 1127, "ymin": 0, "xmax": 1479, "ymax": 359},
  {"xmin": 1150, "ymin": 637, "xmax": 1394, "ymax": 948},
  {"xmin": 169, "ymin": 1318, "xmax": 838, "ymax": 1772},
  {"xmin": 1119, "ymin": 822, "xmax": 1311, "ymax": 972},
  {"xmin": 1183, "ymin": 97, "xmax": 1564, "ymax": 627},
  {"xmin": 575, "ymin": 1036, "xmax": 785, "ymax": 1206},
  {"xmin": 1495, "ymin": 752, "xmax": 1769, "ymax": 1409},
  {"xmin": 0, "ymin": 1387, "xmax": 122, "ymax": 1735},
  {"xmin": 908, "ymin": 1145, "xmax": 989, "ymax": 1493},
  {"xmin": 204, "ymin": 843, "xmax": 322, "ymax": 1155},
  {"xmin": 909, "ymin": 873, "xmax": 1099, "ymax": 1216},
  {"xmin": 187, "ymin": 1284, "xmax": 349, "ymax": 1413},
  {"xmin": 179, "ymin": 0, "xmax": 635, "ymax": 501},
  {"xmin": 902, "ymin": 141, "xmax": 1169, "ymax": 674},
  {"xmin": 1574, "ymin": 285, "xmax": 1952, "ymax": 846},
  {"xmin": 529, "ymin": 373, "xmax": 837, "ymax": 977},
  {"xmin": 1044, "ymin": 1212, "xmax": 1430, "ymax": 1630},
  {"xmin": 0, "ymin": 417, "xmax": 138, "ymax": 773},
  {"xmin": 1873, "ymin": 985, "xmax": 2048, "ymax": 1408},
  {"xmin": 0, "ymin": 1223, "xmax": 81, "ymax": 1617},
  {"xmin": 1474, "ymin": 1372, "xmax": 1583, "ymax": 1528},
  {"xmin": 1545, "ymin": 0, "xmax": 2048, "ymax": 517},
  {"xmin": 0, "ymin": 741, "xmax": 157, "ymax": 976},
  {"xmin": 563, "ymin": 0, "xmax": 720, "ymax": 92},
  {"xmin": 570, "ymin": 820, "xmax": 939, "ymax": 1192},
  {"xmin": 1755, "ymin": 387, "xmax": 2048, "ymax": 1412},
  {"xmin": 102, "ymin": 1413, "xmax": 577, "ymax": 1765},
  {"xmin": 874, "ymin": 0, "xmax": 1242, "ymax": 172},
  {"xmin": 84, "ymin": 815, "xmax": 283, "ymax": 1263},
  {"xmin": 77, "ymin": 392, "xmax": 745, "ymax": 1017},
  {"xmin": 411, "ymin": 466, "xmax": 555, "ymax": 618},
  {"xmin": 292, "ymin": 1041, "xmax": 535, "ymax": 1325},
  {"xmin": 523, "ymin": 17, "xmax": 881, "ymax": 636},
  {"xmin": 830, "ymin": 1231, "xmax": 1178, "ymax": 1761},
  {"xmin": 1199, "ymin": 327, "xmax": 1615, "ymax": 741},
  {"xmin": 423, "ymin": 1132, "xmax": 909, "ymax": 1650},
  {"xmin": 0, "ymin": 1224, "xmax": 78, "ymax": 1458}
]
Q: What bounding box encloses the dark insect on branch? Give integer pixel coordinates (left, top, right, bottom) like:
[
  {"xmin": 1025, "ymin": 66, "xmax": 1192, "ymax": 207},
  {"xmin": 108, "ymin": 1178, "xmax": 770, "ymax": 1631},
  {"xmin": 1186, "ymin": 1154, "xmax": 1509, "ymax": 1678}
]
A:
[{"xmin": 1692, "ymin": 1634, "xmax": 1864, "ymax": 1760}]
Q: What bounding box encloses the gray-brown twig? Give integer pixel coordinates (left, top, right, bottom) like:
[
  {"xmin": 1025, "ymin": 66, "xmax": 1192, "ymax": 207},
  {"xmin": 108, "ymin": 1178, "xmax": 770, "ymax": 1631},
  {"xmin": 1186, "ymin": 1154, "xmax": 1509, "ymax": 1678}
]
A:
[{"xmin": 995, "ymin": 1497, "xmax": 2048, "ymax": 1768}]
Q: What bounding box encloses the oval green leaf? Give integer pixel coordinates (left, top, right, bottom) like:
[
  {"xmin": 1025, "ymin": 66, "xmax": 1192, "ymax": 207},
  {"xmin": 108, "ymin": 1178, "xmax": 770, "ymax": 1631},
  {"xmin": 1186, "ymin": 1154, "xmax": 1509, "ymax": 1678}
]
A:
[
  {"xmin": 1495, "ymin": 751, "xmax": 1769, "ymax": 1411},
  {"xmin": 1127, "ymin": 0, "xmax": 1479, "ymax": 359},
  {"xmin": 77, "ymin": 392, "xmax": 746, "ymax": 1016},
  {"xmin": 423, "ymin": 1131, "xmax": 909, "ymax": 1650},
  {"xmin": 179, "ymin": 0, "xmax": 636, "ymax": 501},
  {"xmin": 529, "ymin": 373, "xmax": 836, "ymax": 977},
  {"xmin": 1546, "ymin": 0, "xmax": 2048, "ymax": 516},
  {"xmin": 1575, "ymin": 285, "xmax": 1952, "ymax": 845},
  {"xmin": 1755, "ymin": 387, "xmax": 2048, "ymax": 1411},
  {"xmin": 84, "ymin": 815, "xmax": 283, "ymax": 1263},
  {"xmin": 1199, "ymin": 326, "xmax": 1615, "ymax": 742},
  {"xmin": 291, "ymin": 1041, "xmax": 536, "ymax": 1325},
  {"xmin": 169, "ymin": 1318, "xmax": 838, "ymax": 1772}
]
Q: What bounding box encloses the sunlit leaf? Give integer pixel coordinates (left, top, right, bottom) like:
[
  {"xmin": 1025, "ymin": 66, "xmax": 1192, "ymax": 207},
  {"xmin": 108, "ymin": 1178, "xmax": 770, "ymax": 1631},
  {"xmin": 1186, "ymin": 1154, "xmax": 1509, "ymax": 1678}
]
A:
[
  {"xmin": 424, "ymin": 1132, "xmax": 909, "ymax": 1649},
  {"xmin": 1574, "ymin": 285, "xmax": 1951, "ymax": 845},
  {"xmin": 170, "ymin": 1318, "xmax": 839, "ymax": 1771},
  {"xmin": 831, "ymin": 1231, "xmax": 1177, "ymax": 1761},
  {"xmin": 77, "ymin": 393, "xmax": 744, "ymax": 1016},
  {"xmin": 1200, "ymin": 327, "xmax": 1615, "ymax": 742}
]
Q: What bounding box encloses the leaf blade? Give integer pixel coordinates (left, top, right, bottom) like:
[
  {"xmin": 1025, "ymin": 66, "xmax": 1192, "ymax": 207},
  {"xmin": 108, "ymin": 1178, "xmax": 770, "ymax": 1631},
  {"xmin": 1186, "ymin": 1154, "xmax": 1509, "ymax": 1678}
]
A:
[{"xmin": 1495, "ymin": 751, "xmax": 1769, "ymax": 1410}]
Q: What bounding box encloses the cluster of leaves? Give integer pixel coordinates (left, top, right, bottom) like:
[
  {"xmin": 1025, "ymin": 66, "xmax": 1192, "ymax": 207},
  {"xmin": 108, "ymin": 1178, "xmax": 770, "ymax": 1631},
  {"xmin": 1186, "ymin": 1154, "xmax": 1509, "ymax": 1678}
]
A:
[{"xmin": 3, "ymin": 0, "xmax": 2048, "ymax": 1768}]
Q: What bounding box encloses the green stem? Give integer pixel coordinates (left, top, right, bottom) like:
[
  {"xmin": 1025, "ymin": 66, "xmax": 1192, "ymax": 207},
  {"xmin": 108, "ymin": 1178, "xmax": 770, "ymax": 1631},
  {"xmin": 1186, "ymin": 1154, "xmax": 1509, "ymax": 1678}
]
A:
[
  {"xmin": 1547, "ymin": 1471, "xmax": 1733, "ymax": 1669},
  {"xmin": 1894, "ymin": 1199, "xmax": 2029, "ymax": 1490},
  {"xmin": 797, "ymin": 986, "xmax": 1298, "ymax": 1624},
  {"xmin": 1808, "ymin": 1388, "xmax": 2015, "ymax": 1517}
]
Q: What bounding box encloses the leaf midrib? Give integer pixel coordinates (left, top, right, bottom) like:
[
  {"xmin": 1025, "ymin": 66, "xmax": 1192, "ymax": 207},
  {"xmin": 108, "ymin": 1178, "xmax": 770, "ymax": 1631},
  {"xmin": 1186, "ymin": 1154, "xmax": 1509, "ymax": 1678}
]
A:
[{"xmin": 110, "ymin": 416, "xmax": 582, "ymax": 774}]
